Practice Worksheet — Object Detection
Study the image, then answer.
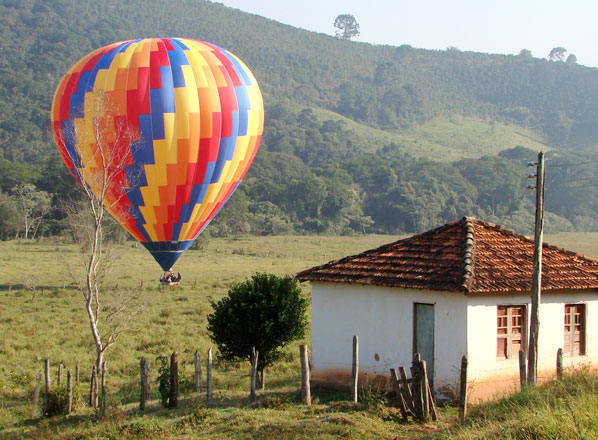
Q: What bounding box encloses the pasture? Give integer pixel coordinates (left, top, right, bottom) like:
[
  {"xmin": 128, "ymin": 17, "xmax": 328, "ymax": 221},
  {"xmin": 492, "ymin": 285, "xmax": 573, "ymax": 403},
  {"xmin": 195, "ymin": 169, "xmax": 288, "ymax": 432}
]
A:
[{"xmin": 1, "ymin": 232, "xmax": 598, "ymax": 439}]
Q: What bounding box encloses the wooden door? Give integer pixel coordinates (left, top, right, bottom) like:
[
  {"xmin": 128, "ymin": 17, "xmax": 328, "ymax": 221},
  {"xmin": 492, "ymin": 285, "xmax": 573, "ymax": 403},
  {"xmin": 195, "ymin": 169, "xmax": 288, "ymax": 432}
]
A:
[{"xmin": 414, "ymin": 303, "xmax": 435, "ymax": 388}]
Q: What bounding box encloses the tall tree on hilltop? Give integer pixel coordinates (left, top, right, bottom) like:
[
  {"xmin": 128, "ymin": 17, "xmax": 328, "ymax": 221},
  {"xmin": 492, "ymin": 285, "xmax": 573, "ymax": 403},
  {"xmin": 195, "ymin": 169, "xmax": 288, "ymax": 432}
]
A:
[
  {"xmin": 518, "ymin": 49, "xmax": 532, "ymax": 58},
  {"xmin": 548, "ymin": 47, "xmax": 567, "ymax": 61},
  {"xmin": 334, "ymin": 14, "xmax": 360, "ymax": 40}
]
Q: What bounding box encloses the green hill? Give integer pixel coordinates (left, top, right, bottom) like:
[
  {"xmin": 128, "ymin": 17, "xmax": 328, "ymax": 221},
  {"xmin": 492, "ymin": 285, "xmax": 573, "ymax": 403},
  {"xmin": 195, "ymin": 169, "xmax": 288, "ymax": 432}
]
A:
[{"xmin": 1, "ymin": 0, "xmax": 598, "ymax": 236}]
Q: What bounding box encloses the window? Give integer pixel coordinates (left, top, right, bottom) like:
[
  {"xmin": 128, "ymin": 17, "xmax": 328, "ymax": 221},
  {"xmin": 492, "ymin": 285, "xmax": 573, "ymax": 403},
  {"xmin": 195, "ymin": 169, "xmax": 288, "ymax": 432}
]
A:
[
  {"xmin": 497, "ymin": 305, "xmax": 526, "ymax": 359},
  {"xmin": 564, "ymin": 304, "xmax": 586, "ymax": 356}
]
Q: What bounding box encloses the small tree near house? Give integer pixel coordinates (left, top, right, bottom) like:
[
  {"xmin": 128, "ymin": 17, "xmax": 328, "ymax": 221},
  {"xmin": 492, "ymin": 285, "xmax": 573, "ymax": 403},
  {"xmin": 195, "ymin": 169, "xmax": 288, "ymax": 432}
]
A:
[{"xmin": 207, "ymin": 273, "xmax": 309, "ymax": 389}]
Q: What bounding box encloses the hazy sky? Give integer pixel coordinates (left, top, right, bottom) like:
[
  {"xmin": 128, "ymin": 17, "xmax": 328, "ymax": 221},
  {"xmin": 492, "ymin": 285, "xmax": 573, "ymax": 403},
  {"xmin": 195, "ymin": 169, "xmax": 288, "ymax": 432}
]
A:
[{"xmin": 218, "ymin": 0, "xmax": 598, "ymax": 68}]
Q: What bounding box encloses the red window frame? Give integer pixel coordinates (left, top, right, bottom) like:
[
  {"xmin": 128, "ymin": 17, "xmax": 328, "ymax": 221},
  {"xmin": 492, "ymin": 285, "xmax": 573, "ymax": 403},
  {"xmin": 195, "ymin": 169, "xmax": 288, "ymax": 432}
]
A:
[
  {"xmin": 564, "ymin": 304, "xmax": 586, "ymax": 356},
  {"xmin": 497, "ymin": 305, "xmax": 526, "ymax": 359}
]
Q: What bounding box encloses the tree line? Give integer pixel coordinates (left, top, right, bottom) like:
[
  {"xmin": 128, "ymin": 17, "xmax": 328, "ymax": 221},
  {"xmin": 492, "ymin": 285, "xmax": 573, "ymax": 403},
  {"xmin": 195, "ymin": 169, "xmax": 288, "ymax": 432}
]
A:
[{"xmin": 3, "ymin": 135, "xmax": 597, "ymax": 241}]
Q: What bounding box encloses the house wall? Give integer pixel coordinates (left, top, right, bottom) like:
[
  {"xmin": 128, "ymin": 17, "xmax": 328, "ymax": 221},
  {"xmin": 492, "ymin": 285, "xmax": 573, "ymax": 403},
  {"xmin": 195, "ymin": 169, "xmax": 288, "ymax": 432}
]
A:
[
  {"xmin": 310, "ymin": 282, "xmax": 468, "ymax": 392},
  {"xmin": 466, "ymin": 291, "xmax": 598, "ymax": 401},
  {"xmin": 311, "ymin": 282, "xmax": 598, "ymax": 402}
]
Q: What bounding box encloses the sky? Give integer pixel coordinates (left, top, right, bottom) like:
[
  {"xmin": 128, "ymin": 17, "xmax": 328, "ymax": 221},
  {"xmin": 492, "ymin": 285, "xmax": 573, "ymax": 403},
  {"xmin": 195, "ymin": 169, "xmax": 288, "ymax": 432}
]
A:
[{"xmin": 218, "ymin": 0, "xmax": 598, "ymax": 68}]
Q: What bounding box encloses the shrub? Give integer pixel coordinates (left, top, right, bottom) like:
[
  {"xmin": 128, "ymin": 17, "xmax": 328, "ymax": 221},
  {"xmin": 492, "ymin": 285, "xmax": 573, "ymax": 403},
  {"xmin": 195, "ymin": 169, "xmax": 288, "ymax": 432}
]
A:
[
  {"xmin": 156, "ymin": 355, "xmax": 170, "ymax": 408},
  {"xmin": 358, "ymin": 384, "xmax": 388, "ymax": 408},
  {"xmin": 43, "ymin": 384, "xmax": 80, "ymax": 417},
  {"xmin": 207, "ymin": 273, "xmax": 309, "ymax": 378}
]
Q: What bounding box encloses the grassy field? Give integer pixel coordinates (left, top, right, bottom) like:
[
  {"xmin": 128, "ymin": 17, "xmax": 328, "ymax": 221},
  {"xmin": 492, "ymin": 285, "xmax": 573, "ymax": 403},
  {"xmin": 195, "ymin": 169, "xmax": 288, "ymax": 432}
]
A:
[{"xmin": 1, "ymin": 232, "xmax": 598, "ymax": 439}]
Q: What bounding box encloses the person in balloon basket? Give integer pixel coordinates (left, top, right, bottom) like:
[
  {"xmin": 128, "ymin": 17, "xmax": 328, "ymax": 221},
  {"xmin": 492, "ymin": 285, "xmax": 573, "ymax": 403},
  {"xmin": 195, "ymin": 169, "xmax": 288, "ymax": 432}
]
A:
[{"xmin": 160, "ymin": 271, "xmax": 181, "ymax": 284}]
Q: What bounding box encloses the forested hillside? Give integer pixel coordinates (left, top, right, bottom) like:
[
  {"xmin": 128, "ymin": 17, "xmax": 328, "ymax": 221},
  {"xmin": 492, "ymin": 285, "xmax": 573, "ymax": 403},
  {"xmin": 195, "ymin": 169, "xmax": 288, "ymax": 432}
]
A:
[{"xmin": 2, "ymin": 0, "xmax": 598, "ymax": 239}]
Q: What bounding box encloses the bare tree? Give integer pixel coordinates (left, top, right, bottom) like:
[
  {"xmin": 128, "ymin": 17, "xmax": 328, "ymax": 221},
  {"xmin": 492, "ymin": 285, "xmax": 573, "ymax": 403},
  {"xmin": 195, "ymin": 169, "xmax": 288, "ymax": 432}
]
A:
[
  {"xmin": 59, "ymin": 90, "xmax": 143, "ymax": 407},
  {"xmin": 12, "ymin": 183, "xmax": 52, "ymax": 239}
]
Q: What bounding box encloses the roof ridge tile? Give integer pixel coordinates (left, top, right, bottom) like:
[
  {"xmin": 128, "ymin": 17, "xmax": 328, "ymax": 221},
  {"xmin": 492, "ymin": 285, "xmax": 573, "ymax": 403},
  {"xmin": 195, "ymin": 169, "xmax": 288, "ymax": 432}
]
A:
[{"xmin": 461, "ymin": 217, "xmax": 476, "ymax": 292}]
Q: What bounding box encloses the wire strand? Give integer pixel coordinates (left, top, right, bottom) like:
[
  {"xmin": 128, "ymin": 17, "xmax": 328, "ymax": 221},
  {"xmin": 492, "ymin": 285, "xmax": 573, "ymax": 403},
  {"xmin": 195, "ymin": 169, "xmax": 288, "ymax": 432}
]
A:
[
  {"xmin": 549, "ymin": 176, "xmax": 598, "ymax": 184},
  {"xmin": 546, "ymin": 158, "xmax": 598, "ymax": 168},
  {"xmin": 545, "ymin": 182, "xmax": 598, "ymax": 189}
]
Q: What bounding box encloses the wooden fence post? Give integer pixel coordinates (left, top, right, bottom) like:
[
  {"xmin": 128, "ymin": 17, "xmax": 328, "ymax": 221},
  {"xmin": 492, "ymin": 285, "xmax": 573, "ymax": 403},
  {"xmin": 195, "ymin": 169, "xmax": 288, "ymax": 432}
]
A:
[
  {"xmin": 207, "ymin": 348, "xmax": 213, "ymax": 404},
  {"xmin": 351, "ymin": 335, "xmax": 359, "ymax": 403},
  {"xmin": 194, "ymin": 350, "xmax": 203, "ymax": 393},
  {"xmin": 300, "ymin": 345, "xmax": 311, "ymax": 406},
  {"xmin": 66, "ymin": 370, "xmax": 73, "ymax": 415},
  {"xmin": 140, "ymin": 357, "xmax": 150, "ymax": 411},
  {"xmin": 557, "ymin": 348, "xmax": 563, "ymax": 380},
  {"xmin": 32, "ymin": 370, "xmax": 41, "ymax": 418},
  {"xmin": 57, "ymin": 363, "xmax": 64, "ymax": 386},
  {"xmin": 459, "ymin": 355, "xmax": 468, "ymax": 422},
  {"xmin": 90, "ymin": 366, "xmax": 98, "ymax": 409},
  {"xmin": 75, "ymin": 365, "xmax": 80, "ymax": 383},
  {"xmin": 89, "ymin": 367, "xmax": 94, "ymax": 408},
  {"xmin": 419, "ymin": 359, "xmax": 431, "ymax": 422},
  {"xmin": 519, "ymin": 349, "xmax": 527, "ymax": 389},
  {"xmin": 250, "ymin": 347, "xmax": 258, "ymax": 404},
  {"xmin": 411, "ymin": 353, "xmax": 423, "ymax": 420},
  {"xmin": 101, "ymin": 362, "xmax": 107, "ymax": 414},
  {"xmin": 44, "ymin": 359, "xmax": 51, "ymax": 394},
  {"xmin": 169, "ymin": 352, "xmax": 178, "ymax": 409}
]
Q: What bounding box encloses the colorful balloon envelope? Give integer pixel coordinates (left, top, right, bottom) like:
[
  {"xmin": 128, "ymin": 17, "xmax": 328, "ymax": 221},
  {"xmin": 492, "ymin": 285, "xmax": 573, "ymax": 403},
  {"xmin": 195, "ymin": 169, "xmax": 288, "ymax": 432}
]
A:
[{"xmin": 51, "ymin": 38, "xmax": 264, "ymax": 270}]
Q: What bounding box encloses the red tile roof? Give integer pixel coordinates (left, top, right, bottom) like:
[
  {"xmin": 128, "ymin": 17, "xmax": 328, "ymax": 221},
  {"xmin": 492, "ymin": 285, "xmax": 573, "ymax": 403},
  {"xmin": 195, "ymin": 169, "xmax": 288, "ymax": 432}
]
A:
[{"xmin": 296, "ymin": 217, "xmax": 598, "ymax": 294}]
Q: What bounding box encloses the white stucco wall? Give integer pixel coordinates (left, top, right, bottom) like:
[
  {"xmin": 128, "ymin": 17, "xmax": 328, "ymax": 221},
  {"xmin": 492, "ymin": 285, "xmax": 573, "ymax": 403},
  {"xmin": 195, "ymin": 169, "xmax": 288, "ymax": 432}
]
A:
[
  {"xmin": 310, "ymin": 282, "xmax": 468, "ymax": 390},
  {"xmin": 311, "ymin": 282, "xmax": 598, "ymax": 400},
  {"xmin": 466, "ymin": 291, "xmax": 598, "ymax": 398}
]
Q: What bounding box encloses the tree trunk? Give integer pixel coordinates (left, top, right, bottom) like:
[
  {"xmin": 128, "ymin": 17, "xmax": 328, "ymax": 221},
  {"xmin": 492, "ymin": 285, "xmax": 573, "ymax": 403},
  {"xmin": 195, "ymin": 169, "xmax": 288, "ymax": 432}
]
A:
[
  {"xmin": 250, "ymin": 347, "xmax": 258, "ymax": 404},
  {"xmin": 23, "ymin": 215, "xmax": 30, "ymax": 240},
  {"xmin": 258, "ymin": 368, "xmax": 265, "ymax": 390},
  {"xmin": 86, "ymin": 258, "xmax": 105, "ymax": 377}
]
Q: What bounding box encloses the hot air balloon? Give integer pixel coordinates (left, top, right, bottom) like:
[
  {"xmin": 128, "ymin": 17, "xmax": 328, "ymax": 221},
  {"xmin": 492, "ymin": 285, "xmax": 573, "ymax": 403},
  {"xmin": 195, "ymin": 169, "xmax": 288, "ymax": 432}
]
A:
[{"xmin": 51, "ymin": 38, "xmax": 264, "ymax": 271}]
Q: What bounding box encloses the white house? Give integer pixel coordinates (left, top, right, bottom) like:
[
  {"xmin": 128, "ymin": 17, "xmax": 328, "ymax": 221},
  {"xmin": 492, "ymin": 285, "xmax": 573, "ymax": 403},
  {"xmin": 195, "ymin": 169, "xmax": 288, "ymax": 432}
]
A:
[{"xmin": 297, "ymin": 217, "xmax": 598, "ymax": 401}]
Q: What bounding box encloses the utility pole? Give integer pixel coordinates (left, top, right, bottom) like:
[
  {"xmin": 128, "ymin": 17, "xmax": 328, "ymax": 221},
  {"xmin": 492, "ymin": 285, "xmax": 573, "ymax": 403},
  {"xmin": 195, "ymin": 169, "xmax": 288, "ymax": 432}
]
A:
[{"xmin": 527, "ymin": 151, "xmax": 545, "ymax": 386}]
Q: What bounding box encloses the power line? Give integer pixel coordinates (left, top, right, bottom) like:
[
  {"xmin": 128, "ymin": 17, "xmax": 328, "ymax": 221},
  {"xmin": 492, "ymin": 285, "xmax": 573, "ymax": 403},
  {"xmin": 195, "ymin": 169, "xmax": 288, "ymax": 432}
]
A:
[
  {"xmin": 545, "ymin": 182, "xmax": 598, "ymax": 190},
  {"xmin": 549, "ymin": 176, "xmax": 598, "ymax": 184},
  {"xmin": 545, "ymin": 158, "xmax": 598, "ymax": 168}
]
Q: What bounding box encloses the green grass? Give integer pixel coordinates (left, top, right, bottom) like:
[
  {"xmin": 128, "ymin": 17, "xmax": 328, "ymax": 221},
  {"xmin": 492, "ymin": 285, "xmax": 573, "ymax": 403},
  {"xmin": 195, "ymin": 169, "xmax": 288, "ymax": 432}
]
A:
[
  {"xmin": 0, "ymin": 234, "xmax": 401, "ymax": 438},
  {"xmin": 1, "ymin": 232, "xmax": 598, "ymax": 439},
  {"xmin": 311, "ymin": 108, "xmax": 551, "ymax": 161},
  {"xmin": 432, "ymin": 368, "xmax": 598, "ymax": 440}
]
